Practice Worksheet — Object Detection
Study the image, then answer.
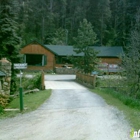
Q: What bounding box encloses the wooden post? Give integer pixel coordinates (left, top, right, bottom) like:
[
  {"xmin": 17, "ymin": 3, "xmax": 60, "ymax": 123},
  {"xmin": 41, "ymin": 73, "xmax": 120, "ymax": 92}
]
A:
[
  {"xmin": 41, "ymin": 70, "xmax": 45, "ymax": 90},
  {"xmin": 93, "ymin": 75, "xmax": 96, "ymax": 88}
]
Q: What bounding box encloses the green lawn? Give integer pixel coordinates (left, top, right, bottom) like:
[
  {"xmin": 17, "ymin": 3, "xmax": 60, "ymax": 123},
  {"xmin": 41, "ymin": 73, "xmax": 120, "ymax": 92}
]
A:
[
  {"xmin": 0, "ymin": 90, "xmax": 51, "ymax": 119},
  {"xmin": 91, "ymin": 88, "xmax": 140, "ymax": 130}
]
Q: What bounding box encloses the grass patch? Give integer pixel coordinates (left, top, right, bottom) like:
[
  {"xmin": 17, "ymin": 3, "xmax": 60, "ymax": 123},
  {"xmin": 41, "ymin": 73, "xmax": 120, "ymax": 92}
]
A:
[
  {"xmin": 91, "ymin": 88, "xmax": 140, "ymax": 130},
  {"xmin": 96, "ymin": 75, "xmax": 123, "ymax": 88},
  {"xmin": 0, "ymin": 90, "xmax": 51, "ymax": 119}
]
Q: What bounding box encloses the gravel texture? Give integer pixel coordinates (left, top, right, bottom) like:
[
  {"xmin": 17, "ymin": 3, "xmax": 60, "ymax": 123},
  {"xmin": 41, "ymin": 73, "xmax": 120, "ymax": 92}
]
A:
[{"xmin": 0, "ymin": 75, "xmax": 132, "ymax": 140}]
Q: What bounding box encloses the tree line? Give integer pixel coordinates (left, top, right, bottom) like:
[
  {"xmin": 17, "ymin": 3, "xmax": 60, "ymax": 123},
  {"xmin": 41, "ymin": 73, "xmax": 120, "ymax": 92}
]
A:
[{"xmin": 1, "ymin": 0, "xmax": 140, "ymax": 48}]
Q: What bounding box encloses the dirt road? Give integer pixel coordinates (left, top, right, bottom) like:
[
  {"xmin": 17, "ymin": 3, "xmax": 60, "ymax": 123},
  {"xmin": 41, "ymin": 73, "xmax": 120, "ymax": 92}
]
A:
[{"xmin": 0, "ymin": 75, "xmax": 131, "ymax": 140}]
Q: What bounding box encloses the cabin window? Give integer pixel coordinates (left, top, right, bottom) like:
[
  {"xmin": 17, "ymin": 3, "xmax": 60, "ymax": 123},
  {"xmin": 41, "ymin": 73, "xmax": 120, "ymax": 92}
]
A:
[
  {"xmin": 24, "ymin": 54, "xmax": 47, "ymax": 66},
  {"xmin": 56, "ymin": 56, "xmax": 72, "ymax": 64},
  {"xmin": 62, "ymin": 57, "xmax": 72, "ymax": 64},
  {"xmin": 56, "ymin": 56, "xmax": 62, "ymax": 64}
]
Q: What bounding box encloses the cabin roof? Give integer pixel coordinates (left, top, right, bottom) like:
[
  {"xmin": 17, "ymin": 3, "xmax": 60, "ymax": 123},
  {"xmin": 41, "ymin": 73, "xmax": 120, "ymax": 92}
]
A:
[
  {"xmin": 22, "ymin": 41, "xmax": 124, "ymax": 57},
  {"xmin": 44, "ymin": 45, "xmax": 124, "ymax": 57}
]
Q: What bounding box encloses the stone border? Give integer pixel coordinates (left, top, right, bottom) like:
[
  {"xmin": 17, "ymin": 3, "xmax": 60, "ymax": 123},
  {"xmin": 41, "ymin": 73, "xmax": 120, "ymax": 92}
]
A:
[{"xmin": 0, "ymin": 58, "xmax": 11, "ymax": 95}]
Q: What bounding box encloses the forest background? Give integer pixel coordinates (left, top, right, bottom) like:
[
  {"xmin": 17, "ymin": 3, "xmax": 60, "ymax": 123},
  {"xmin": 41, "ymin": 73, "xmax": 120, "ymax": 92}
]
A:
[{"xmin": 1, "ymin": 0, "xmax": 140, "ymax": 48}]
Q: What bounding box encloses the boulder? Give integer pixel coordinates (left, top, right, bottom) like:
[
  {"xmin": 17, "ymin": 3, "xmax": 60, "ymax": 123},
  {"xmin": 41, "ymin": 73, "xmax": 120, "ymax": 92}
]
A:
[{"xmin": 24, "ymin": 88, "xmax": 40, "ymax": 94}]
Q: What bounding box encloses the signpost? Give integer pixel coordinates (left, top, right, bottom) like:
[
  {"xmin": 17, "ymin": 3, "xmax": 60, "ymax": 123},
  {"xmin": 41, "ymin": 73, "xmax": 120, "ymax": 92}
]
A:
[
  {"xmin": 14, "ymin": 63, "xmax": 27, "ymax": 112},
  {"xmin": 14, "ymin": 63, "xmax": 27, "ymax": 70}
]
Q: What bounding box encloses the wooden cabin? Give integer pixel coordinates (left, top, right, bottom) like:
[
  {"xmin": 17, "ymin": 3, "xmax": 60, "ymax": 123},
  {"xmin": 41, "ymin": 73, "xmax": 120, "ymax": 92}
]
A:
[
  {"xmin": 20, "ymin": 42, "xmax": 55, "ymax": 71},
  {"xmin": 20, "ymin": 41, "xmax": 124, "ymax": 71}
]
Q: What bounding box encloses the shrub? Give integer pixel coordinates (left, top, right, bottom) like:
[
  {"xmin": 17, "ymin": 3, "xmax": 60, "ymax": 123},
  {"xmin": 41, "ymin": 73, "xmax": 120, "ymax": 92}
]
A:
[
  {"xmin": 100, "ymin": 87, "xmax": 140, "ymax": 109},
  {"xmin": 0, "ymin": 105, "xmax": 3, "ymax": 114},
  {"xmin": 20, "ymin": 72, "xmax": 42, "ymax": 90},
  {"xmin": 0, "ymin": 94, "xmax": 10, "ymax": 108}
]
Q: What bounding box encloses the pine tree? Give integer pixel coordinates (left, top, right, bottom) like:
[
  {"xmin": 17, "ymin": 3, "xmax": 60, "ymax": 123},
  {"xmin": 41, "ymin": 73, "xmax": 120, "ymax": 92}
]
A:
[
  {"xmin": 121, "ymin": 9, "xmax": 140, "ymax": 98},
  {"xmin": 0, "ymin": 0, "xmax": 21, "ymax": 94},
  {"xmin": 73, "ymin": 19, "xmax": 98, "ymax": 74},
  {"xmin": 51, "ymin": 28, "xmax": 67, "ymax": 45},
  {"xmin": 0, "ymin": 0, "xmax": 21, "ymax": 60}
]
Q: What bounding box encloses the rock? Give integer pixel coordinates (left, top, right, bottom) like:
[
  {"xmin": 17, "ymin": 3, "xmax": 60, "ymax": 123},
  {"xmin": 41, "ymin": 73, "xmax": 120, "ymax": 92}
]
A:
[
  {"xmin": 5, "ymin": 77, "xmax": 11, "ymax": 82},
  {"xmin": 24, "ymin": 88, "xmax": 40, "ymax": 94},
  {"xmin": 5, "ymin": 91, "xmax": 10, "ymax": 94},
  {"xmin": 0, "ymin": 90, "xmax": 5, "ymax": 95},
  {"xmin": 27, "ymin": 85, "xmax": 34, "ymax": 89},
  {"xmin": 0, "ymin": 81, "xmax": 2, "ymax": 90},
  {"xmin": 4, "ymin": 108, "xmax": 19, "ymax": 112},
  {"xmin": 32, "ymin": 88, "xmax": 40, "ymax": 92},
  {"xmin": 3, "ymin": 82, "xmax": 8, "ymax": 86}
]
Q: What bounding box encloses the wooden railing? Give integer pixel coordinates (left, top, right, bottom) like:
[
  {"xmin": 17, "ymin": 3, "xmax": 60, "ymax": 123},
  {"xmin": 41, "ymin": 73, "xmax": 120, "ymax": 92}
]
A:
[{"xmin": 76, "ymin": 72, "xmax": 96, "ymax": 88}]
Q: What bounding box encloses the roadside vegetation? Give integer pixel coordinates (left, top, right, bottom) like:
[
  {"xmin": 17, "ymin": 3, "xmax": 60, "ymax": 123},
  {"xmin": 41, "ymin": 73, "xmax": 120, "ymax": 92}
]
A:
[
  {"xmin": 16, "ymin": 72, "xmax": 43, "ymax": 91},
  {"xmin": 0, "ymin": 72, "xmax": 51, "ymax": 118},
  {"xmin": 0, "ymin": 72, "xmax": 42, "ymax": 110},
  {"xmin": 92, "ymin": 11, "xmax": 140, "ymax": 130},
  {"xmin": 0, "ymin": 90, "xmax": 51, "ymax": 119},
  {"xmin": 92, "ymin": 76, "xmax": 140, "ymax": 130}
]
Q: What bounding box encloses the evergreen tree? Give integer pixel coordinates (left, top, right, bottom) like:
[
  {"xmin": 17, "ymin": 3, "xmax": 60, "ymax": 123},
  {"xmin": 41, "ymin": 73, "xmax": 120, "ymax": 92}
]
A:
[
  {"xmin": 9, "ymin": 0, "xmax": 140, "ymax": 46},
  {"xmin": 121, "ymin": 9, "xmax": 140, "ymax": 98},
  {"xmin": 51, "ymin": 28, "xmax": 67, "ymax": 45},
  {"xmin": 73, "ymin": 19, "xmax": 98, "ymax": 74},
  {"xmin": 86, "ymin": 0, "xmax": 111, "ymax": 46},
  {"xmin": 0, "ymin": 0, "xmax": 21, "ymax": 94}
]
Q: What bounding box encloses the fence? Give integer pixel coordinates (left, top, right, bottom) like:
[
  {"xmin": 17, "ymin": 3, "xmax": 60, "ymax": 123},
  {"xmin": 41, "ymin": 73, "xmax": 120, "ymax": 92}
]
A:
[{"xmin": 76, "ymin": 72, "xmax": 96, "ymax": 88}]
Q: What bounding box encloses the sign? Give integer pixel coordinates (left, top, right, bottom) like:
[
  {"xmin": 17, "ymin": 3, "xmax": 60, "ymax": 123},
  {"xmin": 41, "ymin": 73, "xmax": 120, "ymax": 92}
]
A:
[{"xmin": 14, "ymin": 63, "xmax": 27, "ymax": 69}]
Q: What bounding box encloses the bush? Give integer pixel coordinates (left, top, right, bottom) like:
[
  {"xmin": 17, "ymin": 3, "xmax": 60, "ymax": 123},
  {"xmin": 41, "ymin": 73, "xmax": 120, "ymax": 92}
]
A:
[
  {"xmin": 0, "ymin": 72, "xmax": 43, "ymax": 111},
  {"xmin": 0, "ymin": 105, "xmax": 3, "ymax": 114},
  {"xmin": 95, "ymin": 77, "xmax": 100, "ymax": 87},
  {"xmin": 96, "ymin": 75, "xmax": 140, "ymax": 100},
  {"xmin": 20, "ymin": 72, "xmax": 42, "ymax": 90},
  {"xmin": 99, "ymin": 87, "xmax": 140, "ymax": 109},
  {"xmin": 0, "ymin": 94, "xmax": 10, "ymax": 108}
]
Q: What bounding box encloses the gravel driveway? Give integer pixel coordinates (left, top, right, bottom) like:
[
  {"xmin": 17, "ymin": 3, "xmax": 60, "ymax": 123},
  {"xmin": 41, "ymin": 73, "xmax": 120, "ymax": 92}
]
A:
[{"xmin": 0, "ymin": 75, "xmax": 131, "ymax": 140}]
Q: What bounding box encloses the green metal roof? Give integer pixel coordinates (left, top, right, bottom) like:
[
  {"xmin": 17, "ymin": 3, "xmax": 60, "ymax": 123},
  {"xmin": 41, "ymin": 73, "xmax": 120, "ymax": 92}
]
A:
[
  {"xmin": 92, "ymin": 46, "xmax": 124, "ymax": 57},
  {"xmin": 44, "ymin": 45, "xmax": 124, "ymax": 57},
  {"xmin": 44, "ymin": 45, "xmax": 82, "ymax": 56},
  {"xmin": 0, "ymin": 71, "xmax": 6, "ymax": 76}
]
